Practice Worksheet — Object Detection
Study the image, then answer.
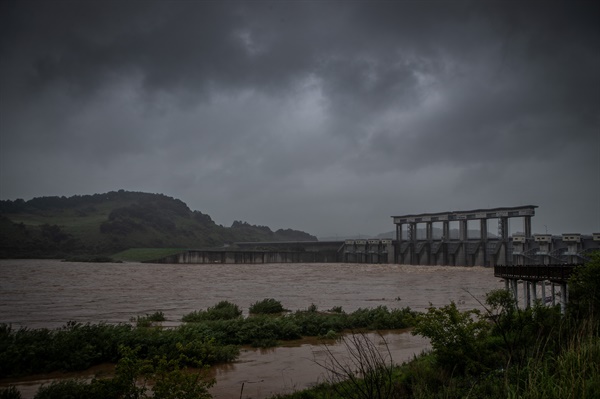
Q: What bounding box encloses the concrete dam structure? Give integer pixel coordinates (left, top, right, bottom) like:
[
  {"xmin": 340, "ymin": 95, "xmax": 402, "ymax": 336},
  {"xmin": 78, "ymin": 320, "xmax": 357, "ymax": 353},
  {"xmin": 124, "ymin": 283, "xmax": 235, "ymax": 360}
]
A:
[
  {"xmin": 392, "ymin": 205, "xmax": 535, "ymax": 266},
  {"xmin": 150, "ymin": 205, "xmax": 599, "ymax": 266},
  {"xmin": 392, "ymin": 205, "xmax": 599, "ymax": 266}
]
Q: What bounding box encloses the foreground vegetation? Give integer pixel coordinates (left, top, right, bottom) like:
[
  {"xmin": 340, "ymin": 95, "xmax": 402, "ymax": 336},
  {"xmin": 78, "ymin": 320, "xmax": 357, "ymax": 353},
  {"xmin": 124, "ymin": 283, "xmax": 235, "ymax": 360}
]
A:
[
  {"xmin": 1, "ymin": 346, "xmax": 214, "ymax": 399},
  {"xmin": 2, "ymin": 255, "xmax": 598, "ymax": 398},
  {"xmin": 0, "ymin": 300, "xmax": 416, "ymax": 380},
  {"xmin": 269, "ymin": 252, "xmax": 600, "ymax": 399}
]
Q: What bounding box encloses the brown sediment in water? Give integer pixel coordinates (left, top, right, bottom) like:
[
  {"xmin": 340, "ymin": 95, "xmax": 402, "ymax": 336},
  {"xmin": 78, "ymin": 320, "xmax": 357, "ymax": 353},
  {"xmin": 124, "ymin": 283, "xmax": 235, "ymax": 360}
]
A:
[
  {"xmin": 209, "ymin": 330, "xmax": 430, "ymax": 399},
  {"xmin": 0, "ymin": 260, "xmax": 503, "ymax": 329},
  {"xmin": 0, "ymin": 260, "xmax": 502, "ymax": 398}
]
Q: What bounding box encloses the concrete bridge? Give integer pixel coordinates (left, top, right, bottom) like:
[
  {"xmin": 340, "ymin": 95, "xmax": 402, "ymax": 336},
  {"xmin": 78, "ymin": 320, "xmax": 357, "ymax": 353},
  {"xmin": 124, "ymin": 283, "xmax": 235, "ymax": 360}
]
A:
[
  {"xmin": 149, "ymin": 241, "xmax": 345, "ymax": 264},
  {"xmin": 494, "ymin": 264, "xmax": 581, "ymax": 313}
]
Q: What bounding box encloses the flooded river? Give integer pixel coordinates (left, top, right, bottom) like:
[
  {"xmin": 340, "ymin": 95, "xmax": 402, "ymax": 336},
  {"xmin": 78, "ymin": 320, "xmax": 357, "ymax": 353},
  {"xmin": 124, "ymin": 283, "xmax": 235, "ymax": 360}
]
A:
[{"xmin": 0, "ymin": 260, "xmax": 503, "ymax": 398}]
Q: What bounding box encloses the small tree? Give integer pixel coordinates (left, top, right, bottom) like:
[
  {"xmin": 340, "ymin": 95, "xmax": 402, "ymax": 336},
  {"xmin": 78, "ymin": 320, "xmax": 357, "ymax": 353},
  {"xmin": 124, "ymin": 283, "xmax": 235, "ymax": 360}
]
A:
[
  {"xmin": 33, "ymin": 346, "xmax": 214, "ymax": 399},
  {"xmin": 412, "ymin": 302, "xmax": 491, "ymax": 375},
  {"xmin": 249, "ymin": 298, "xmax": 286, "ymax": 314},
  {"xmin": 568, "ymin": 251, "xmax": 600, "ymax": 321}
]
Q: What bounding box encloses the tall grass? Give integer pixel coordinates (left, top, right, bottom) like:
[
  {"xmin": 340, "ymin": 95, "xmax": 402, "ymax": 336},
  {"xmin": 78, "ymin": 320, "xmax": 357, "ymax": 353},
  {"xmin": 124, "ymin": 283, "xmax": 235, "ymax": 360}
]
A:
[{"xmin": 509, "ymin": 319, "xmax": 600, "ymax": 399}]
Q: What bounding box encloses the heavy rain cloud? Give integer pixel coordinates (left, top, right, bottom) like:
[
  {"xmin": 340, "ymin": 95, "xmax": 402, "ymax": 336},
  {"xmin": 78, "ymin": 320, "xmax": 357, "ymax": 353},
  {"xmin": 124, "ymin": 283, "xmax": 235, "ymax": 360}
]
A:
[{"xmin": 1, "ymin": 0, "xmax": 599, "ymax": 237}]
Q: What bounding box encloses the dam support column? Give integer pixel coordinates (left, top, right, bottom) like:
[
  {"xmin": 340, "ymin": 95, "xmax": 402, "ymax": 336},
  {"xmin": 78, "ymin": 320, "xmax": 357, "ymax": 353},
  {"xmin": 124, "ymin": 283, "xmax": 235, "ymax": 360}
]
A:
[
  {"xmin": 442, "ymin": 220, "xmax": 450, "ymax": 265},
  {"xmin": 426, "ymin": 221, "xmax": 433, "ymax": 265},
  {"xmin": 457, "ymin": 219, "xmax": 467, "ymax": 266},
  {"xmin": 408, "ymin": 222, "xmax": 417, "ymax": 264},
  {"xmin": 498, "ymin": 216, "xmax": 509, "ymax": 265},
  {"xmin": 396, "ymin": 223, "xmax": 403, "ymax": 263},
  {"xmin": 524, "ymin": 216, "xmax": 532, "ymax": 239},
  {"xmin": 480, "ymin": 218, "xmax": 488, "ymax": 266}
]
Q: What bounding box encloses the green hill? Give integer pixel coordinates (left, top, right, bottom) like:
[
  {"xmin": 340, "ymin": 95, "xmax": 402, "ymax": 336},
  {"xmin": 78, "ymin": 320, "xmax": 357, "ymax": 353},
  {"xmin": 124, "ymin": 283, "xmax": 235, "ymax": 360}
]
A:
[{"xmin": 0, "ymin": 190, "xmax": 317, "ymax": 259}]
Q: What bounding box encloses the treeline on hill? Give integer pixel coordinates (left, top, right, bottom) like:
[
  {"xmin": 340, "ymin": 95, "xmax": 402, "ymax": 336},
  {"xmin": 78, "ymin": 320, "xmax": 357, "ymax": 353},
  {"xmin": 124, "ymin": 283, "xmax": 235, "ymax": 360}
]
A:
[{"xmin": 0, "ymin": 190, "xmax": 317, "ymax": 258}]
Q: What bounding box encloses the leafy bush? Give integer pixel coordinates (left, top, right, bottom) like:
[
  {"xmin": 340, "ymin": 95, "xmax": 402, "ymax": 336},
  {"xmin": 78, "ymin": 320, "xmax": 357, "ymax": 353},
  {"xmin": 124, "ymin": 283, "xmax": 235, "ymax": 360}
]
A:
[
  {"xmin": 412, "ymin": 302, "xmax": 491, "ymax": 375},
  {"xmin": 182, "ymin": 301, "xmax": 242, "ymax": 322},
  {"xmin": 33, "ymin": 346, "xmax": 214, "ymax": 399},
  {"xmin": 0, "ymin": 321, "xmax": 238, "ymax": 378},
  {"xmin": 249, "ymin": 298, "xmax": 286, "ymax": 314},
  {"xmin": 0, "ymin": 386, "xmax": 21, "ymax": 399},
  {"xmin": 34, "ymin": 380, "xmax": 97, "ymax": 399},
  {"xmin": 568, "ymin": 251, "xmax": 600, "ymax": 320},
  {"xmin": 131, "ymin": 311, "xmax": 166, "ymax": 327},
  {"xmin": 1, "ymin": 303, "xmax": 418, "ymax": 378}
]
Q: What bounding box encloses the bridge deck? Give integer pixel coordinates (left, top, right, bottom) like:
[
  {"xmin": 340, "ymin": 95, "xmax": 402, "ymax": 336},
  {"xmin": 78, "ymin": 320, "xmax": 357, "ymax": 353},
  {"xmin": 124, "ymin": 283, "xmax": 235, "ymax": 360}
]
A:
[{"xmin": 493, "ymin": 264, "xmax": 582, "ymax": 283}]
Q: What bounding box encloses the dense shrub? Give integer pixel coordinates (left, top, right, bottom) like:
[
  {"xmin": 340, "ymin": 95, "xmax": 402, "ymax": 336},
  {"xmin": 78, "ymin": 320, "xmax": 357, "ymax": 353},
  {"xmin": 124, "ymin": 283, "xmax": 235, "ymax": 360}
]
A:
[
  {"xmin": 249, "ymin": 298, "xmax": 286, "ymax": 314},
  {"xmin": 568, "ymin": 251, "xmax": 600, "ymax": 320},
  {"xmin": 182, "ymin": 301, "xmax": 242, "ymax": 322},
  {"xmin": 0, "ymin": 386, "xmax": 21, "ymax": 399},
  {"xmin": 131, "ymin": 311, "xmax": 166, "ymax": 327},
  {"xmin": 0, "ymin": 321, "xmax": 238, "ymax": 378},
  {"xmin": 1, "ymin": 302, "xmax": 418, "ymax": 379},
  {"xmin": 412, "ymin": 302, "xmax": 491, "ymax": 375},
  {"xmin": 33, "ymin": 346, "xmax": 214, "ymax": 399}
]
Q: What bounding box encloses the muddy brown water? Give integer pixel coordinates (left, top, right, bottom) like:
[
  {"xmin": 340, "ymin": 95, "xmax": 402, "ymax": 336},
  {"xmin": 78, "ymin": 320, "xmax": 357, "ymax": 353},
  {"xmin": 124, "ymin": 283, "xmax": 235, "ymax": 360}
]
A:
[{"xmin": 0, "ymin": 260, "xmax": 503, "ymax": 398}]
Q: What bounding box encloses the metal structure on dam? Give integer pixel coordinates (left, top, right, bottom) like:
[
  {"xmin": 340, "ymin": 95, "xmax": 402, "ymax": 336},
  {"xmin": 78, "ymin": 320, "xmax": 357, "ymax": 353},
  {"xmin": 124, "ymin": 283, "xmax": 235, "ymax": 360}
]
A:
[
  {"xmin": 150, "ymin": 205, "xmax": 599, "ymax": 266},
  {"xmin": 392, "ymin": 205, "xmax": 534, "ymax": 267},
  {"xmin": 392, "ymin": 205, "xmax": 599, "ymax": 266}
]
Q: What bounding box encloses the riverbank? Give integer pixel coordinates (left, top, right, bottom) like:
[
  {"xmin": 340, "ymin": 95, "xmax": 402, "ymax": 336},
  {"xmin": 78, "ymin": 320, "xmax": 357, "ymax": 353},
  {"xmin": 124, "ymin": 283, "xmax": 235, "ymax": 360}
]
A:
[{"xmin": 0, "ymin": 330, "xmax": 430, "ymax": 399}]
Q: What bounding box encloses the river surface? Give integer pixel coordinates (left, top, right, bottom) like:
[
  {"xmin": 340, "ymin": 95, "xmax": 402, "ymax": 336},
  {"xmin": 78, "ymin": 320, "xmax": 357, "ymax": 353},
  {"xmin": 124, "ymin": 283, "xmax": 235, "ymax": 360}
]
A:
[{"xmin": 0, "ymin": 260, "xmax": 503, "ymax": 398}]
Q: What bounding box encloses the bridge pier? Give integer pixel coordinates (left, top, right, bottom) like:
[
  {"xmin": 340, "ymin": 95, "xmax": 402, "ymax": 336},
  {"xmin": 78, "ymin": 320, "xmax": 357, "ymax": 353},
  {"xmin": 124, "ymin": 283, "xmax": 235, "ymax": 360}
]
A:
[
  {"xmin": 560, "ymin": 283, "xmax": 568, "ymax": 315},
  {"xmin": 541, "ymin": 281, "xmax": 546, "ymax": 305}
]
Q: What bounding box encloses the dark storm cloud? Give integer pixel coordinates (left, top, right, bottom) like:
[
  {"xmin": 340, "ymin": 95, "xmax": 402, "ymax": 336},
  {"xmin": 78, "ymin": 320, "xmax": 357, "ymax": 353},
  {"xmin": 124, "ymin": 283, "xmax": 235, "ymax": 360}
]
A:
[{"xmin": 1, "ymin": 0, "xmax": 598, "ymax": 236}]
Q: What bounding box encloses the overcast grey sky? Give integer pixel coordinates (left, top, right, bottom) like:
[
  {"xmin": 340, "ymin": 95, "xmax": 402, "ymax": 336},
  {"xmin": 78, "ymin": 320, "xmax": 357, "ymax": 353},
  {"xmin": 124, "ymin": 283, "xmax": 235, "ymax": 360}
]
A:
[{"xmin": 1, "ymin": 0, "xmax": 599, "ymax": 237}]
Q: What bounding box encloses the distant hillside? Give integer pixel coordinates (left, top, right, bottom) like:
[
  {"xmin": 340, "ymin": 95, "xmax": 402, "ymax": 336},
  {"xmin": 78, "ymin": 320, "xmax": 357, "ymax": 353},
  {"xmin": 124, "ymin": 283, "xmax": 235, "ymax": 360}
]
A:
[{"xmin": 0, "ymin": 190, "xmax": 317, "ymax": 258}]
